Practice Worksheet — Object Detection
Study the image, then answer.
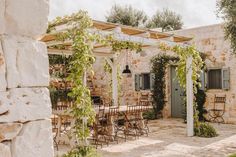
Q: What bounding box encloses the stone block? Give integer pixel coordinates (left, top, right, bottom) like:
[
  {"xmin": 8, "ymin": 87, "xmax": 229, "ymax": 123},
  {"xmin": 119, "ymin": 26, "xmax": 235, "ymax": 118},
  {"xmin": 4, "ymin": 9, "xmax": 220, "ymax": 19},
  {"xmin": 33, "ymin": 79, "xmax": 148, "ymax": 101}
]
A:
[
  {"xmin": 4, "ymin": 0, "xmax": 49, "ymax": 38},
  {"xmin": 0, "ymin": 143, "xmax": 11, "ymax": 157},
  {"xmin": 11, "ymin": 119, "xmax": 54, "ymax": 157},
  {"xmin": 0, "ymin": 88, "xmax": 52, "ymax": 123},
  {"xmin": 0, "ymin": 0, "xmax": 5, "ymax": 34},
  {"xmin": 0, "ymin": 41, "xmax": 6, "ymax": 91},
  {"xmin": 0, "ymin": 123, "xmax": 22, "ymax": 142},
  {"xmin": 2, "ymin": 35, "xmax": 49, "ymax": 88}
]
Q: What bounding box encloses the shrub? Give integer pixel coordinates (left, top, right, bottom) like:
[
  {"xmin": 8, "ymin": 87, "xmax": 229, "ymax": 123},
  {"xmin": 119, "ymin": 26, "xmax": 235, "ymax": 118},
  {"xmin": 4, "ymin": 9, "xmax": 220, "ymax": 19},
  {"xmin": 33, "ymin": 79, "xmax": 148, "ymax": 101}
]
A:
[
  {"xmin": 229, "ymin": 153, "xmax": 236, "ymax": 157},
  {"xmin": 195, "ymin": 122, "xmax": 218, "ymax": 138},
  {"xmin": 63, "ymin": 146, "xmax": 100, "ymax": 157},
  {"xmin": 195, "ymin": 88, "xmax": 207, "ymax": 121},
  {"xmin": 143, "ymin": 109, "xmax": 156, "ymax": 120}
]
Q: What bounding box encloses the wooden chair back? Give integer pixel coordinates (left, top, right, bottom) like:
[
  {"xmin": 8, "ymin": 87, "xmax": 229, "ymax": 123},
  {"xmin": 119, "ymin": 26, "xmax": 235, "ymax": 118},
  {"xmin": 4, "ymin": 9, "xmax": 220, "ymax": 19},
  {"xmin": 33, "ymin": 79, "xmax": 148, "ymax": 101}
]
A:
[
  {"xmin": 214, "ymin": 95, "xmax": 226, "ymax": 111},
  {"xmin": 108, "ymin": 106, "xmax": 119, "ymax": 117}
]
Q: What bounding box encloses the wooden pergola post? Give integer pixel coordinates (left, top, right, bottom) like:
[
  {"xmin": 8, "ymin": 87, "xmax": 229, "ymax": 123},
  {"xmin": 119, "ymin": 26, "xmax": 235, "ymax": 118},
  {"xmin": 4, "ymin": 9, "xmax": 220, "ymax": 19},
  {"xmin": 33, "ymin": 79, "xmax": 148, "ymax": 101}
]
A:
[
  {"xmin": 186, "ymin": 56, "xmax": 194, "ymax": 136},
  {"xmin": 105, "ymin": 57, "xmax": 119, "ymax": 106}
]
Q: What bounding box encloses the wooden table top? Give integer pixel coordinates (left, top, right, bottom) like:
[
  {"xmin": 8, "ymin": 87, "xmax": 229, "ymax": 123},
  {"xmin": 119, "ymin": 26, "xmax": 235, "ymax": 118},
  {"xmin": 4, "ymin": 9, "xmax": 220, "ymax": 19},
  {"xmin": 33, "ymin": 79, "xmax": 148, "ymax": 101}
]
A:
[{"xmin": 52, "ymin": 105, "xmax": 152, "ymax": 116}]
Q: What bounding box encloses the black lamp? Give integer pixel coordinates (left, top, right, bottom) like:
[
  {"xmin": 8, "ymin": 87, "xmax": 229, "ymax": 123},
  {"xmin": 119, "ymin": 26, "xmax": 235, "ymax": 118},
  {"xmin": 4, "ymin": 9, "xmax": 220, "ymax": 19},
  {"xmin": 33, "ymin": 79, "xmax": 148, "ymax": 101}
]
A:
[
  {"xmin": 122, "ymin": 65, "xmax": 131, "ymax": 74},
  {"xmin": 122, "ymin": 48, "xmax": 132, "ymax": 74}
]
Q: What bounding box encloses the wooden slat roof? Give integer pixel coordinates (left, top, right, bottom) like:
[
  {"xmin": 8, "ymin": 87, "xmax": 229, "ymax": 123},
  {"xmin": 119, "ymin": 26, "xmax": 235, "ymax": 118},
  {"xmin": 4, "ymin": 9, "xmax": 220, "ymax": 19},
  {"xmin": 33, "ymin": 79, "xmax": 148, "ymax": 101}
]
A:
[
  {"xmin": 41, "ymin": 20, "xmax": 191, "ymax": 42},
  {"xmin": 40, "ymin": 20, "xmax": 192, "ymax": 56}
]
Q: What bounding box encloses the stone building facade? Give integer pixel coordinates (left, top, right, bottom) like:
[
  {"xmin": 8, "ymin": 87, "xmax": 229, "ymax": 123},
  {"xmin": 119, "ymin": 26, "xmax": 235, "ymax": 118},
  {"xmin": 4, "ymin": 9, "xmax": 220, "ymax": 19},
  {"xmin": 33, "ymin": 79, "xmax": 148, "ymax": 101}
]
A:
[
  {"xmin": 0, "ymin": 0, "xmax": 54, "ymax": 157},
  {"xmin": 91, "ymin": 24, "xmax": 236, "ymax": 124},
  {"xmin": 173, "ymin": 24, "xmax": 236, "ymax": 124}
]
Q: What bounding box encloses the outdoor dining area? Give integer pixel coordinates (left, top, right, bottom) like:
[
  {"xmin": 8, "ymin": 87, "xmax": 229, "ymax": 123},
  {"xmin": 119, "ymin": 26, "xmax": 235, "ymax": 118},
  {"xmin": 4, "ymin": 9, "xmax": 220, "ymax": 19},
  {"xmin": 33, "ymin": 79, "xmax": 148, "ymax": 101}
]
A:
[
  {"xmin": 51, "ymin": 94, "xmax": 152, "ymax": 149},
  {"xmin": 40, "ymin": 13, "xmax": 207, "ymax": 155}
]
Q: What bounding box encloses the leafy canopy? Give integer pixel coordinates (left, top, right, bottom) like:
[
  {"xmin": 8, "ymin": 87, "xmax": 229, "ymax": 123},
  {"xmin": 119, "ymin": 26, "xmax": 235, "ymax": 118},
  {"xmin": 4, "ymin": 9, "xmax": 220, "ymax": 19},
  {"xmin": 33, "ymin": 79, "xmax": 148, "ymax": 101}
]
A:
[
  {"xmin": 106, "ymin": 4, "xmax": 148, "ymax": 27},
  {"xmin": 146, "ymin": 8, "xmax": 183, "ymax": 32},
  {"xmin": 217, "ymin": 0, "xmax": 236, "ymax": 54}
]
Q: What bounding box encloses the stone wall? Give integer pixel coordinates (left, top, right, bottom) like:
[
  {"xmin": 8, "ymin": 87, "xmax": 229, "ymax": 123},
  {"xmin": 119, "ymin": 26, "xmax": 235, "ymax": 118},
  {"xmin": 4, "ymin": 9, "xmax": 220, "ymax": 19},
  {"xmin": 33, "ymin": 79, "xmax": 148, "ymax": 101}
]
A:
[
  {"xmin": 92, "ymin": 48, "xmax": 174, "ymax": 111},
  {"xmin": 173, "ymin": 24, "xmax": 236, "ymax": 124},
  {"xmin": 0, "ymin": 0, "xmax": 54, "ymax": 157},
  {"xmin": 92, "ymin": 24, "xmax": 236, "ymax": 124}
]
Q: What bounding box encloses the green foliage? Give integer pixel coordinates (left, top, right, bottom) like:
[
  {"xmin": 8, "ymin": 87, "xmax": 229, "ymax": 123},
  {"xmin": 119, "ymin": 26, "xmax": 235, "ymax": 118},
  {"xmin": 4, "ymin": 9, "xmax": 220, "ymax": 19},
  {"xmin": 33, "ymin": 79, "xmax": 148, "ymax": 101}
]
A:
[
  {"xmin": 158, "ymin": 43, "xmax": 212, "ymax": 136},
  {"xmin": 49, "ymin": 54, "xmax": 72, "ymax": 65},
  {"xmin": 105, "ymin": 35, "xmax": 142, "ymax": 53},
  {"xmin": 143, "ymin": 109, "xmax": 156, "ymax": 120},
  {"xmin": 151, "ymin": 54, "xmax": 178, "ymax": 118},
  {"xmin": 146, "ymin": 8, "xmax": 183, "ymax": 32},
  {"xmin": 49, "ymin": 11, "xmax": 99, "ymax": 156},
  {"xmin": 195, "ymin": 87, "xmax": 207, "ymax": 121},
  {"xmin": 103, "ymin": 59, "xmax": 122, "ymax": 104},
  {"xmin": 171, "ymin": 46, "xmax": 203, "ymax": 94},
  {"xmin": 106, "ymin": 4, "xmax": 148, "ymax": 27},
  {"xmin": 158, "ymin": 43, "xmax": 204, "ymax": 93},
  {"xmin": 48, "ymin": 10, "xmax": 144, "ymax": 155},
  {"xmin": 173, "ymin": 45, "xmax": 204, "ymax": 134},
  {"xmin": 102, "ymin": 35, "xmax": 143, "ymax": 105},
  {"xmin": 103, "ymin": 60, "xmax": 112, "ymax": 73},
  {"xmin": 229, "ymin": 153, "xmax": 236, "ymax": 157},
  {"xmin": 47, "ymin": 11, "xmax": 95, "ymax": 33},
  {"xmin": 49, "ymin": 87, "xmax": 72, "ymax": 108},
  {"xmin": 195, "ymin": 122, "xmax": 218, "ymax": 138},
  {"xmin": 49, "ymin": 54, "xmax": 72, "ymax": 79},
  {"xmin": 63, "ymin": 146, "xmax": 100, "ymax": 157},
  {"xmin": 217, "ymin": 0, "xmax": 236, "ymax": 54}
]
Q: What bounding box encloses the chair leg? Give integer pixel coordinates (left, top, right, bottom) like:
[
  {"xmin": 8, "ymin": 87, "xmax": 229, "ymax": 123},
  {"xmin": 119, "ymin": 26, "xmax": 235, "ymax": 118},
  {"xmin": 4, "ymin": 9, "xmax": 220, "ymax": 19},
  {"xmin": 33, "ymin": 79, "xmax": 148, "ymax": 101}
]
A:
[{"xmin": 53, "ymin": 137, "xmax": 59, "ymax": 151}]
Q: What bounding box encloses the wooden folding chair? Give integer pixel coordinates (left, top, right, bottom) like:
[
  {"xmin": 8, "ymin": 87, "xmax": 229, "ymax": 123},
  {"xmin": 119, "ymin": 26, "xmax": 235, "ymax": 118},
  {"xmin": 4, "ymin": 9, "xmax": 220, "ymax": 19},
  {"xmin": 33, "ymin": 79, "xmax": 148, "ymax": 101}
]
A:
[
  {"xmin": 51, "ymin": 115, "xmax": 59, "ymax": 150},
  {"xmin": 208, "ymin": 95, "xmax": 226, "ymax": 123},
  {"xmin": 123, "ymin": 105, "xmax": 141, "ymax": 140},
  {"xmin": 91, "ymin": 106, "xmax": 109, "ymax": 148}
]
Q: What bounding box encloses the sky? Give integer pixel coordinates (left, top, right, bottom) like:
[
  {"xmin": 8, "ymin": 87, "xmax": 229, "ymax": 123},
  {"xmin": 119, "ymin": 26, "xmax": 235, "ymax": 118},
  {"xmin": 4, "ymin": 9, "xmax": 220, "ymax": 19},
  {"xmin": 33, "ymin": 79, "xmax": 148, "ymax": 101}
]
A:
[{"xmin": 49, "ymin": 0, "xmax": 223, "ymax": 29}]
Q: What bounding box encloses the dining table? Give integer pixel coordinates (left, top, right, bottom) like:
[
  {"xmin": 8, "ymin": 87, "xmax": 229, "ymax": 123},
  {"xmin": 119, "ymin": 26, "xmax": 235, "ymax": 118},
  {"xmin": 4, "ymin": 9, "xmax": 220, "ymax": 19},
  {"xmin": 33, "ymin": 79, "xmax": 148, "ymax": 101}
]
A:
[{"xmin": 52, "ymin": 104, "xmax": 152, "ymax": 146}]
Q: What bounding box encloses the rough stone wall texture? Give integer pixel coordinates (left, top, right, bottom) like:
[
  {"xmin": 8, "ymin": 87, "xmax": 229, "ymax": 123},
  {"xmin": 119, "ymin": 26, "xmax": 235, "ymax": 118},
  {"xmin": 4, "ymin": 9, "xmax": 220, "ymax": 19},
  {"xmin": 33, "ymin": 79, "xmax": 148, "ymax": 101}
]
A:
[
  {"xmin": 92, "ymin": 24, "xmax": 236, "ymax": 124},
  {"xmin": 173, "ymin": 24, "xmax": 236, "ymax": 124},
  {"xmin": 0, "ymin": 0, "xmax": 54, "ymax": 157},
  {"xmin": 92, "ymin": 48, "xmax": 174, "ymax": 108}
]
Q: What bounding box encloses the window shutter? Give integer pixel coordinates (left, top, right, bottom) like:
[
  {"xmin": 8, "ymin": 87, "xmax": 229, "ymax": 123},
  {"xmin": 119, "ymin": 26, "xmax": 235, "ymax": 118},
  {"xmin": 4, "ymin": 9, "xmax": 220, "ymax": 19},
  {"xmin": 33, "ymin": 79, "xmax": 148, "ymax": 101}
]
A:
[
  {"xmin": 135, "ymin": 74, "xmax": 140, "ymax": 91},
  {"xmin": 199, "ymin": 70, "xmax": 205, "ymax": 90},
  {"xmin": 150, "ymin": 73, "xmax": 155, "ymax": 90},
  {"xmin": 222, "ymin": 68, "xmax": 230, "ymax": 90}
]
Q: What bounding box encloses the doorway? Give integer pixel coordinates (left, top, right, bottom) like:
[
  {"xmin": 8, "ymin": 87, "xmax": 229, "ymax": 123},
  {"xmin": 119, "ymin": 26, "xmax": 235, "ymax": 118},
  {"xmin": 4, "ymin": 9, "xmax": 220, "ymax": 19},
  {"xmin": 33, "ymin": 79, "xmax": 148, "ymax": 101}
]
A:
[{"xmin": 171, "ymin": 66, "xmax": 185, "ymax": 118}]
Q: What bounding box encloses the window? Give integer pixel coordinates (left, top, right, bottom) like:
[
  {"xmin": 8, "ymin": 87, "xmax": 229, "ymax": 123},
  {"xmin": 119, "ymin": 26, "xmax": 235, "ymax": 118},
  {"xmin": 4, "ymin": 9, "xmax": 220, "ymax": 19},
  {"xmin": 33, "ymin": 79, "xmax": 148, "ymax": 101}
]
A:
[
  {"xmin": 208, "ymin": 69, "xmax": 222, "ymax": 89},
  {"xmin": 143, "ymin": 74, "xmax": 150, "ymax": 90},
  {"xmin": 207, "ymin": 68, "xmax": 230, "ymax": 90},
  {"xmin": 135, "ymin": 73, "xmax": 155, "ymax": 91}
]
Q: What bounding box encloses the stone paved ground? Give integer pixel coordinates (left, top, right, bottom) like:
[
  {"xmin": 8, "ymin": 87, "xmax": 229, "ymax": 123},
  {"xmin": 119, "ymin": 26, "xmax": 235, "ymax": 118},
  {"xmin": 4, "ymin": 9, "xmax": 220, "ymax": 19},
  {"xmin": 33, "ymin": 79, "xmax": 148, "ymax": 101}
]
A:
[{"xmin": 55, "ymin": 119, "xmax": 236, "ymax": 157}]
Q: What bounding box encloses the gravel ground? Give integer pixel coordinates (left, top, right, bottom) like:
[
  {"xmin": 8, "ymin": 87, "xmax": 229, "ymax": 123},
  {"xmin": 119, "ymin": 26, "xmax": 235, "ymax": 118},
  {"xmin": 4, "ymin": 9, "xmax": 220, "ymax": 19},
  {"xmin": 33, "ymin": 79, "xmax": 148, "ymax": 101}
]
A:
[{"xmin": 55, "ymin": 118, "xmax": 236, "ymax": 157}]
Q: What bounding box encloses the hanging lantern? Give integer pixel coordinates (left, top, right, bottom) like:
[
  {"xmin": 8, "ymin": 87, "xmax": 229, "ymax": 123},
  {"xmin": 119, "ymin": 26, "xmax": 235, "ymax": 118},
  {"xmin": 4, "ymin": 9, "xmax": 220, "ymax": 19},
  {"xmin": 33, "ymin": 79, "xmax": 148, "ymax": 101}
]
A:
[
  {"xmin": 122, "ymin": 49, "xmax": 131, "ymax": 74},
  {"xmin": 122, "ymin": 65, "xmax": 131, "ymax": 74}
]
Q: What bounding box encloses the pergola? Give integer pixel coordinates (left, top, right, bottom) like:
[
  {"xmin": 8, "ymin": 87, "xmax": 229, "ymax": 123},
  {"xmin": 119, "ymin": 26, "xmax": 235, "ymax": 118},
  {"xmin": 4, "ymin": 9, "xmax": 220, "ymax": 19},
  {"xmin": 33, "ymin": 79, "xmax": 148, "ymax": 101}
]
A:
[{"xmin": 40, "ymin": 20, "xmax": 195, "ymax": 136}]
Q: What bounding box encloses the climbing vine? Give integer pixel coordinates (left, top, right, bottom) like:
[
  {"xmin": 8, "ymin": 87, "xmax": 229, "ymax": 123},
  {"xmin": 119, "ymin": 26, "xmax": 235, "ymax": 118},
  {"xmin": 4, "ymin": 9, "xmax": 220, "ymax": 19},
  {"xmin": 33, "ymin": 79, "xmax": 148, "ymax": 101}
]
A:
[
  {"xmin": 48, "ymin": 10, "xmax": 144, "ymax": 156},
  {"xmin": 108, "ymin": 39, "xmax": 142, "ymax": 53},
  {"xmin": 158, "ymin": 43, "xmax": 212, "ymax": 135},
  {"xmin": 103, "ymin": 60, "xmax": 122, "ymax": 105},
  {"xmin": 49, "ymin": 54, "xmax": 73, "ymax": 109},
  {"xmin": 158, "ymin": 43, "xmax": 203, "ymax": 93},
  {"xmin": 103, "ymin": 39, "xmax": 142, "ymax": 105},
  {"xmin": 151, "ymin": 54, "xmax": 178, "ymax": 118},
  {"xmin": 48, "ymin": 11, "xmax": 100, "ymax": 156}
]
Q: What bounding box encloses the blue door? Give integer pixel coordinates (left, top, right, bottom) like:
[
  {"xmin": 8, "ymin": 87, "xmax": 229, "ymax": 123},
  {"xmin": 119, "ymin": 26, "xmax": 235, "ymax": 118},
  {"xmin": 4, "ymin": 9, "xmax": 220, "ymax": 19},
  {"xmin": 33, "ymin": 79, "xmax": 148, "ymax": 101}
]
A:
[{"xmin": 171, "ymin": 66, "xmax": 185, "ymax": 118}]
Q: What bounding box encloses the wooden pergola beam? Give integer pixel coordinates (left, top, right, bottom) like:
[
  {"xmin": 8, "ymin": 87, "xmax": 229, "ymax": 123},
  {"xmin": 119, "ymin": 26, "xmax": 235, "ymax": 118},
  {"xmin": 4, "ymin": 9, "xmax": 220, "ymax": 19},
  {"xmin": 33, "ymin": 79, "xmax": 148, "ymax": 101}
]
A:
[
  {"xmin": 40, "ymin": 20, "xmax": 192, "ymax": 45},
  {"xmin": 48, "ymin": 48, "xmax": 116, "ymax": 57}
]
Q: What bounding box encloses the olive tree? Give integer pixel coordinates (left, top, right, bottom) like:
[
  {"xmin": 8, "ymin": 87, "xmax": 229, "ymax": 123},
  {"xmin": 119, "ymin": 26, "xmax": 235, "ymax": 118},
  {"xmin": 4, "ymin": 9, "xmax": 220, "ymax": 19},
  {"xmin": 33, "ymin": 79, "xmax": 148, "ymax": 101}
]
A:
[
  {"xmin": 146, "ymin": 8, "xmax": 183, "ymax": 32},
  {"xmin": 217, "ymin": 0, "xmax": 236, "ymax": 54},
  {"xmin": 106, "ymin": 4, "xmax": 148, "ymax": 27}
]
